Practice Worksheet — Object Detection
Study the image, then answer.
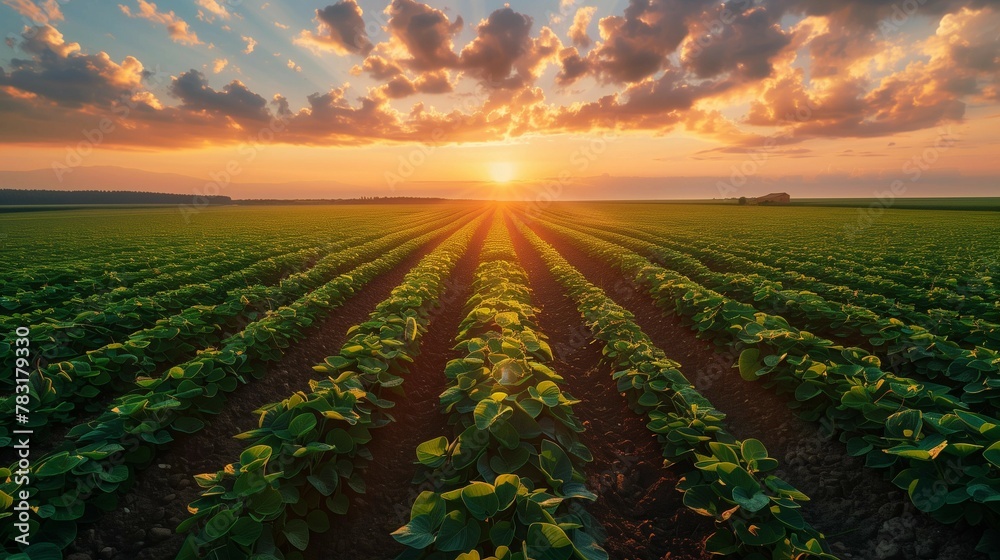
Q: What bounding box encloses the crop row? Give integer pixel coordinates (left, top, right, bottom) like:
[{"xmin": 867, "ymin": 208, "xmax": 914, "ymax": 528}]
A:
[
  {"xmin": 391, "ymin": 215, "xmax": 607, "ymax": 560},
  {"xmin": 550, "ymin": 206, "xmax": 999, "ymax": 306},
  {"xmin": 544, "ymin": 210, "xmax": 1000, "ymax": 352},
  {"xmin": 0, "ymin": 245, "xmax": 320, "ymax": 395},
  {"xmin": 527, "ymin": 217, "xmax": 1000, "ymax": 549},
  {"xmin": 514, "ymin": 217, "xmax": 836, "ymax": 559},
  {"xmin": 540, "ymin": 215, "xmax": 1000, "ymax": 412},
  {"xmin": 173, "ymin": 213, "xmax": 488, "ymax": 559},
  {"xmin": 0, "ymin": 208, "xmax": 461, "ymax": 381},
  {"xmin": 0, "ymin": 248, "xmax": 268, "ymax": 317},
  {"xmin": 0, "ymin": 212, "xmax": 481, "ymax": 557},
  {"xmin": 0, "ymin": 209, "xmax": 475, "ymax": 446}
]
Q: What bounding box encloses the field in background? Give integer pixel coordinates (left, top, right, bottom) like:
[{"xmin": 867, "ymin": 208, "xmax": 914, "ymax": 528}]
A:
[{"xmin": 1, "ymin": 202, "xmax": 998, "ymax": 560}]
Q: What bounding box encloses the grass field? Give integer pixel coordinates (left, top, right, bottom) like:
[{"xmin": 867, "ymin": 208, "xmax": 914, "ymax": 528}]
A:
[{"xmin": 1, "ymin": 202, "xmax": 999, "ymax": 560}]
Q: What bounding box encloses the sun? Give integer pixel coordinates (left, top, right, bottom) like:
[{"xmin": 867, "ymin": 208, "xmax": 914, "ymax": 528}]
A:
[{"xmin": 489, "ymin": 162, "xmax": 516, "ymax": 184}]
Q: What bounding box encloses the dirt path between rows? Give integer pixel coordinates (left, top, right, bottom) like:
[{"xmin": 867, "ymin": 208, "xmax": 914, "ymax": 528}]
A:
[
  {"xmin": 308, "ymin": 213, "xmax": 492, "ymax": 559},
  {"xmin": 522, "ymin": 216, "xmax": 986, "ymax": 560},
  {"xmin": 508, "ymin": 217, "xmax": 714, "ymax": 560},
  {"xmin": 68, "ymin": 219, "xmax": 477, "ymax": 560}
]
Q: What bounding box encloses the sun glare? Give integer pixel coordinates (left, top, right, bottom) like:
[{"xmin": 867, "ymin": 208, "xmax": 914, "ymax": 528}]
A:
[{"xmin": 489, "ymin": 162, "xmax": 516, "ymax": 184}]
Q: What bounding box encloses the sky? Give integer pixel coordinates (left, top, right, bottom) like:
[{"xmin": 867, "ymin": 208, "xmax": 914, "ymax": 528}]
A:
[{"xmin": 0, "ymin": 0, "xmax": 998, "ymax": 199}]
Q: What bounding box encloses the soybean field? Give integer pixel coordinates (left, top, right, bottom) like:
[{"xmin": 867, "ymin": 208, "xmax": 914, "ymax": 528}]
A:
[{"xmin": 1, "ymin": 202, "xmax": 999, "ymax": 560}]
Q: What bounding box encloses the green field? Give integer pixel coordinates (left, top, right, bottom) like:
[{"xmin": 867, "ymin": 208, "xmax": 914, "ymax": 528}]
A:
[{"xmin": 1, "ymin": 202, "xmax": 998, "ymax": 560}]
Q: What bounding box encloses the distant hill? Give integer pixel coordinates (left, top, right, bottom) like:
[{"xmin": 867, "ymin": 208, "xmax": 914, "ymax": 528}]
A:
[{"xmin": 0, "ymin": 189, "xmax": 231, "ymax": 206}]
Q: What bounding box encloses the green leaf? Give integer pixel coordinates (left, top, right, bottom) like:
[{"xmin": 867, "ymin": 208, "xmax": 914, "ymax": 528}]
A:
[
  {"xmin": 289, "ymin": 413, "xmax": 318, "ymax": 437},
  {"xmin": 230, "ymin": 517, "xmax": 264, "ymax": 547},
  {"xmin": 885, "ymin": 409, "xmax": 923, "ymax": 440},
  {"xmin": 205, "ymin": 509, "xmax": 237, "ymax": 539},
  {"xmin": 283, "ymin": 518, "xmax": 310, "ymax": 551},
  {"xmin": 734, "ymin": 519, "xmax": 785, "ymax": 546},
  {"xmin": 740, "ymin": 439, "xmax": 768, "ymax": 462},
  {"xmin": 307, "ymin": 462, "xmax": 341, "ymax": 496},
  {"xmin": 35, "ymin": 452, "xmax": 84, "ymax": 477},
  {"xmin": 983, "ymin": 442, "xmax": 1000, "ymax": 468},
  {"xmin": 525, "ymin": 523, "xmax": 574, "ymax": 560},
  {"xmin": 539, "ymin": 440, "xmax": 573, "ymax": 488},
  {"xmin": 493, "ymin": 474, "xmax": 520, "ymax": 511},
  {"xmin": 416, "ymin": 436, "xmax": 449, "ymax": 468},
  {"xmin": 461, "ymin": 482, "xmax": 500, "ymax": 520},
  {"xmin": 474, "ymin": 399, "xmax": 505, "ymax": 431},
  {"xmin": 732, "ymin": 486, "xmax": 770, "ymax": 513},
  {"xmin": 392, "ymin": 513, "xmax": 438, "ymax": 549},
  {"xmin": 410, "ymin": 491, "xmax": 446, "ymax": 526},
  {"xmin": 436, "ymin": 510, "xmax": 482, "ymax": 552},
  {"xmin": 738, "ymin": 348, "xmax": 761, "ymax": 381}
]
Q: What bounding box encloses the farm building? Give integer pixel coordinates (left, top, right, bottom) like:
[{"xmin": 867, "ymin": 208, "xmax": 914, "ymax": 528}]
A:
[{"xmin": 751, "ymin": 192, "xmax": 791, "ymax": 205}]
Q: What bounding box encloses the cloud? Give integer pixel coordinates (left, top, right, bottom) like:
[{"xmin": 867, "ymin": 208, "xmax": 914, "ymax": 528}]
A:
[
  {"xmin": 353, "ymin": 54, "xmax": 404, "ymax": 80},
  {"xmin": 680, "ymin": 3, "xmax": 792, "ymax": 81},
  {"xmin": 274, "ymin": 21, "xmax": 290, "ymax": 30},
  {"xmin": 381, "ymin": 70, "xmax": 453, "ymax": 98},
  {"xmin": 169, "ymin": 69, "xmax": 271, "ymax": 121},
  {"xmin": 581, "ymin": 0, "xmax": 708, "ymax": 84},
  {"xmin": 0, "ymin": 25, "xmax": 150, "ymax": 108},
  {"xmin": 119, "ymin": 0, "xmax": 203, "ymax": 46},
  {"xmin": 295, "ymin": 0, "xmax": 372, "ymax": 56},
  {"xmin": 196, "ymin": 0, "xmax": 232, "ymax": 22},
  {"xmin": 2, "ymin": 0, "xmax": 63, "ymax": 25},
  {"xmin": 568, "ymin": 6, "xmax": 596, "ymax": 48},
  {"xmin": 1, "ymin": 0, "xmax": 998, "ymax": 151},
  {"xmin": 555, "ymin": 47, "xmax": 588, "ymax": 85},
  {"xmin": 385, "ymin": 0, "xmax": 463, "ymax": 70},
  {"xmin": 459, "ymin": 7, "xmax": 561, "ymax": 89}
]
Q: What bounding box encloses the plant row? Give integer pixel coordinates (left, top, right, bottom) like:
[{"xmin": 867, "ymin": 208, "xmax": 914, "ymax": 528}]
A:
[
  {"xmin": 514, "ymin": 217, "xmax": 837, "ymax": 559},
  {"xmin": 543, "ymin": 210, "xmax": 1000, "ymax": 352},
  {"xmin": 0, "ymin": 212, "xmax": 480, "ymax": 557},
  {"xmin": 0, "ymin": 210, "xmax": 473, "ymax": 440},
  {"xmin": 392, "ymin": 215, "xmax": 607, "ymax": 560},
  {"xmin": 0, "ymin": 208, "xmax": 462, "ymax": 388},
  {"xmin": 541, "ymin": 215, "xmax": 1000, "ymax": 412},
  {"xmin": 529, "ymin": 217, "xmax": 1000, "ymax": 546},
  {"xmin": 545, "ymin": 207, "xmax": 999, "ymax": 319},
  {"xmin": 174, "ymin": 213, "xmax": 488, "ymax": 560}
]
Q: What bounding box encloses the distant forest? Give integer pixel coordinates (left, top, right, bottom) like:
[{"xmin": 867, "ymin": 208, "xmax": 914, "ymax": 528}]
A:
[
  {"xmin": 0, "ymin": 189, "xmax": 449, "ymax": 206},
  {"xmin": 0, "ymin": 189, "xmax": 231, "ymax": 206}
]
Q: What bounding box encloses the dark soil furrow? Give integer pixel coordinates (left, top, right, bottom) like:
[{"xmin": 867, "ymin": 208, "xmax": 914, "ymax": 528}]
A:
[
  {"xmin": 508, "ymin": 217, "xmax": 713, "ymax": 560},
  {"xmin": 522, "ymin": 216, "xmax": 986, "ymax": 560},
  {"xmin": 312, "ymin": 214, "xmax": 492, "ymax": 559},
  {"xmin": 69, "ymin": 221, "xmax": 471, "ymax": 560}
]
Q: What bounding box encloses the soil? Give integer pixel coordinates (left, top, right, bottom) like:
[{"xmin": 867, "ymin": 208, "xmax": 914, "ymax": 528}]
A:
[
  {"xmin": 309, "ymin": 213, "xmax": 491, "ymax": 559},
  {"xmin": 508, "ymin": 217, "xmax": 714, "ymax": 560},
  {"xmin": 68, "ymin": 220, "xmax": 474, "ymax": 560},
  {"xmin": 520, "ymin": 217, "xmax": 987, "ymax": 560}
]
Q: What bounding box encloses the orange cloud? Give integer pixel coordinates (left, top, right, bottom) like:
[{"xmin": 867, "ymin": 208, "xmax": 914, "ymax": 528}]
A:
[
  {"xmin": 1, "ymin": 1, "xmax": 998, "ymax": 153},
  {"xmin": 294, "ymin": 0, "xmax": 372, "ymax": 56},
  {"xmin": 2, "ymin": 0, "xmax": 62, "ymax": 25},
  {"xmin": 119, "ymin": 0, "xmax": 202, "ymax": 46},
  {"xmin": 568, "ymin": 6, "xmax": 596, "ymax": 47}
]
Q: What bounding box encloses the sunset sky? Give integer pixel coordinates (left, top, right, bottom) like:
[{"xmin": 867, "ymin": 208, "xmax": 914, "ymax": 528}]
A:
[{"xmin": 0, "ymin": 0, "xmax": 998, "ymax": 199}]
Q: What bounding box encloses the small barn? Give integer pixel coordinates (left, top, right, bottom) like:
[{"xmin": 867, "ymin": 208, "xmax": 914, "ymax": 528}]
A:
[{"xmin": 751, "ymin": 192, "xmax": 791, "ymax": 205}]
